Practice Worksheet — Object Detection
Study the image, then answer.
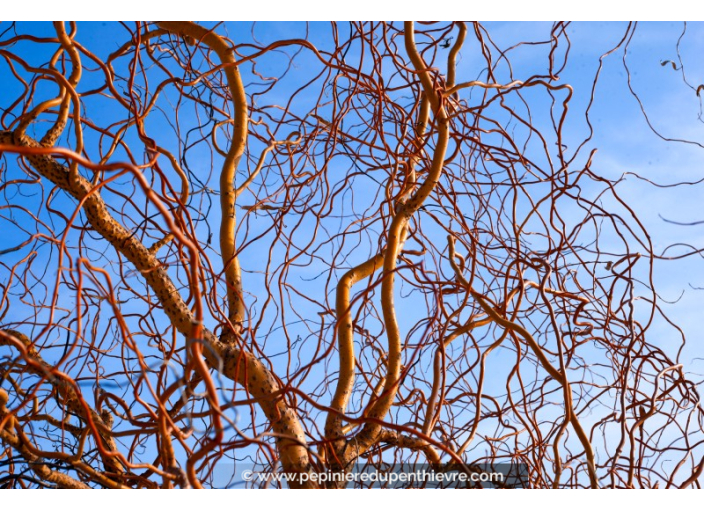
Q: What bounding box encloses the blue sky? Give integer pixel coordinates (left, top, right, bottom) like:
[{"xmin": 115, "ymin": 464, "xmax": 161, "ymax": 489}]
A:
[{"xmin": 2, "ymin": 21, "xmax": 704, "ymax": 488}]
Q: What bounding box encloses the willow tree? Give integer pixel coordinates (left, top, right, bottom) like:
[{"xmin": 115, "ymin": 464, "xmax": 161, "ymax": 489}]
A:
[{"xmin": 0, "ymin": 21, "xmax": 702, "ymax": 489}]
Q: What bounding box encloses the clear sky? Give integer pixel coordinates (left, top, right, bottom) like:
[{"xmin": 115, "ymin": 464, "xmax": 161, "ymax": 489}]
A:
[{"xmin": 2, "ymin": 21, "xmax": 704, "ymax": 488}]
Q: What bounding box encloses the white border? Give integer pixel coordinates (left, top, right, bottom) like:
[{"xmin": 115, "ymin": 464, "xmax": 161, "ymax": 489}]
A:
[{"xmin": 0, "ymin": 1, "xmax": 700, "ymax": 22}]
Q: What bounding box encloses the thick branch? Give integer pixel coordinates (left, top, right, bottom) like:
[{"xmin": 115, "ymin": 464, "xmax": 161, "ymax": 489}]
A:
[
  {"xmin": 325, "ymin": 253, "xmax": 384, "ymax": 447},
  {"xmin": 348, "ymin": 21, "xmax": 451, "ymax": 453},
  {"xmin": 0, "ymin": 135, "xmax": 316, "ymax": 488},
  {"xmin": 156, "ymin": 21, "xmax": 249, "ymax": 331}
]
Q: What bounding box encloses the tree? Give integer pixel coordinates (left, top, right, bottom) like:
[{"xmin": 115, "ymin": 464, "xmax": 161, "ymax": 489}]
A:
[{"xmin": 0, "ymin": 20, "xmax": 702, "ymax": 489}]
